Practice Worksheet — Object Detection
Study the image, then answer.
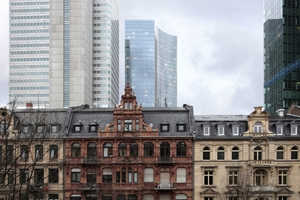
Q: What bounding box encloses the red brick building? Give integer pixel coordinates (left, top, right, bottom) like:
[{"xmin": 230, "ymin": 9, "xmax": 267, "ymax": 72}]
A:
[{"xmin": 64, "ymin": 85, "xmax": 194, "ymax": 200}]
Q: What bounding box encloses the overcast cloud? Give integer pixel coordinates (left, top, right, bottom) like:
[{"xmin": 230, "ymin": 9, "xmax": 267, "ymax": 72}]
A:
[{"xmin": 0, "ymin": 0, "xmax": 263, "ymax": 115}]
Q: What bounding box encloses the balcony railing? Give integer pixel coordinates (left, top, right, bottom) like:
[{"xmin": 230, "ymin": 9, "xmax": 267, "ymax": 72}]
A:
[
  {"xmin": 250, "ymin": 185, "xmax": 275, "ymax": 192},
  {"xmin": 158, "ymin": 156, "xmax": 172, "ymax": 163},
  {"xmin": 81, "ymin": 183, "xmax": 101, "ymax": 191},
  {"xmin": 248, "ymin": 160, "xmax": 274, "ymax": 166},
  {"xmin": 155, "ymin": 182, "xmax": 176, "ymax": 190}
]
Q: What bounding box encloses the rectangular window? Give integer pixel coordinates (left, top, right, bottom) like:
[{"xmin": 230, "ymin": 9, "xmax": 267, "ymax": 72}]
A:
[
  {"xmin": 20, "ymin": 145, "xmax": 28, "ymax": 160},
  {"xmin": 135, "ymin": 120, "xmax": 139, "ymax": 131},
  {"xmin": 35, "ymin": 145, "xmax": 43, "ymax": 160},
  {"xmin": 232, "ymin": 126, "xmax": 239, "ymax": 135},
  {"xmin": 228, "ymin": 171, "xmax": 238, "ymax": 185},
  {"xmin": 49, "ymin": 145, "xmax": 58, "ymax": 159},
  {"xmin": 87, "ymin": 173, "xmax": 96, "ymax": 185},
  {"xmin": 218, "ymin": 126, "xmax": 224, "ymax": 135},
  {"xmin": 291, "ymin": 126, "xmax": 297, "ymax": 135},
  {"xmin": 71, "ymin": 171, "xmax": 80, "ymax": 182},
  {"xmin": 51, "ymin": 125, "xmax": 57, "ymax": 133},
  {"xmin": 144, "ymin": 168, "xmax": 154, "ymax": 182},
  {"xmin": 134, "ymin": 171, "xmax": 138, "ymax": 183},
  {"xmin": 277, "ymin": 126, "xmax": 283, "ymax": 135},
  {"xmin": 204, "ymin": 171, "xmax": 213, "ymax": 185},
  {"xmin": 278, "ymin": 197, "xmax": 287, "ymax": 200},
  {"xmin": 74, "ymin": 126, "xmax": 81, "ymax": 133},
  {"xmin": 204, "ymin": 197, "xmax": 213, "ymax": 200},
  {"xmin": 204, "ymin": 126, "xmax": 210, "ymax": 135},
  {"xmin": 177, "ymin": 124, "xmax": 186, "ymax": 132},
  {"xmin": 160, "ymin": 124, "xmax": 169, "ymax": 132},
  {"xmin": 0, "ymin": 173, "xmax": 4, "ymax": 184},
  {"xmin": 89, "ymin": 125, "xmax": 97, "ymax": 133},
  {"xmin": 34, "ymin": 169, "xmax": 44, "ymax": 185},
  {"xmin": 278, "ymin": 170, "xmax": 287, "ymax": 185},
  {"xmin": 8, "ymin": 173, "xmax": 13, "ymax": 184},
  {"xmin": 49, "ymin": 169, "xmax": 58, "ymax": 183},
  {"xmin": 124, "ymin": 120, "xmax": 132, "ymax": 131},
  {"xmin": 176, "ymin": 168, "xmax": 186, "ymax": 183},
  {"xmin": 37, "ymin": 126, "xmax": 43, "ymax": 133},
  {"xmin": 20, "ymin": 169, "xmax": 29, "ymax": 183},
  {"xmin": 116, "ymin": 171, "xmax": 120, "ymax": 183}
]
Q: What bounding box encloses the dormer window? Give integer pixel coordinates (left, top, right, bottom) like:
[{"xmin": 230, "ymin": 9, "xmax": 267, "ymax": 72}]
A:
[
  {"xmin": 232, "ymin": 126, "xmax": 239, "ymax": 135},
  {"xmin": 124, "ymin": 120, "xmax": 132, "ymax": 131},
  {"xmin": 254, "ymin": 122, "xmax": 262, "ymax": 133},
  {"xmin": 218, "ymin": 125, "xmax": 224, "ymax": 135},
  {"xmin": 23, "ymin": 125, "xmax": 29, "ymax": 133},
  {"xmin": 276, "ymin": 126, "xmax": 283, "ymax": 135},
  {"xmin": 73, "ymin": 121, "xmax": 82, "ymax": 133},
  {"xmin": 51, "ymin": 125, "xmax": 58, "ymax": 133},
  {"xmin": 37, "ymin": 125, "xmax": 44, "ymax": 133},
  {"xmin": 160, "ymin": 124, "xmax": 170, "ymax": 132},
  {"xmin": 89, "ymin": 121, "xmax": 98, "ymax": 133},
  {"xmin": 177, "ymin": 124, "xmax": 186, "ymax": 132},
  {"xmin": 291, "ymin": 125, "xmax": 297, "ymax": 135},
  {"xmin": 203, "ymin": 126, "xmax": 210, "ymax": 136}
]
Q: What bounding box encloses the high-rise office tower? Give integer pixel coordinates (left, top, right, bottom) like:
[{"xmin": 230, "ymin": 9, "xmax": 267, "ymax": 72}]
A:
[
  {"xmin": 125, "ymin": 20, "xmax": 177, "ymax": 107},
  {"xmin": 9, "ymin": 0, "xmax": 119, "ymax": 109},
  {"xmin": 264, "ymin": 0, "xmax": 300, "ymax": 114}
]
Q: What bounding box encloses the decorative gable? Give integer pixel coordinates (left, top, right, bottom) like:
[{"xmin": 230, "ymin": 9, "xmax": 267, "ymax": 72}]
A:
[{"xmin": 100, "ymin": 84, "xmax": 157, "ymax": 137}]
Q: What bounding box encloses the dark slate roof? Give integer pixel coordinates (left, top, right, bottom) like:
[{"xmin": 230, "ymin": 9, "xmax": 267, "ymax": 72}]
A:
[{"xmin": 65, "ymin": 106, "xmax": 194, "ymax": 138}]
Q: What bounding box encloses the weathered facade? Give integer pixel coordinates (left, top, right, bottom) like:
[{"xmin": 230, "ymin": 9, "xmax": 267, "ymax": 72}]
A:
[
  {"xmin": 63, "ymin": 85, "xmax": 194, "ymax": 200},
  {"xmin": 194, "ymin": 106, "xmax": 300, "ymax": 200},
  {"xmin": 0, "ymin": 107, "xmax": 66, "ymax": 200}
]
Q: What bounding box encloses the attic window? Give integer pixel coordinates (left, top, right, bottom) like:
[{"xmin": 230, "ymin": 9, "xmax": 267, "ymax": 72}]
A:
[
  {"xmin": 89, "ymin": 121, "xmax": 98, "ymax": 133},
  {"xmin": 51, "ymin": 125, "xmax": 58, "ymax": 133},
  {"xmin": 203, "ymin": 126, "xmax": 210, "ymax": 136},
  {"xmin": 160, "ymin": 124, "xmax": 170, "ymax": 132},
  {"xmin": 177, "ymin": 124, "xmax": 186, "ymax": 132},
  {"xmin": 232, "ymin": 126, "xmax": 239, "ymax": 135},
  {"xmin": 218, "ymin": 125, "xmax": 224, "ymax": 135},
  {"xmin": 73, "ymin": 121, "xmax": 82, "ymax": 133},
  {"xmin": 276, "ymin": 126, "xmax": 283, "ymax": 135},
  {"xmin": 291, "ymin": 125, "xmax": 297, "ymax": 135}
]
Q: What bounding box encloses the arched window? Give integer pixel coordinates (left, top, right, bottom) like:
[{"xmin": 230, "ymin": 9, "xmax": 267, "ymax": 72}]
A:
[
  {"xmin": 254, "ymin": 146, "xmax": 262, "ymax": 160},
  {"xmin": 124, "ymin": 102, "xmax": 128, "ymax": 110},
  {"xmin": 103, "ymin": 143, "xmax": 112, "ymax": 157},
  {"xmin": 291, "ymin": 146, "xmax": 298, "ymax": 159},
  {"xmin": 71, "ymin": 143, "xmax": 80, "ymax": 157},
  {"xmin": 176, "ymin": 142, "xmax": 186, "ymax": 156},
  {"xmin": 130, "ymin": 143, "xmax": 138, "ymax": 157},
  {"xmin": 116, "ymin": 194, "xmax": 126, "ymax": 200},
  {"xmin": 232, "ymin": 146, "xmax": 239, "ymax": 160},
  {"xmin": 203, "ymin": 147, "xmax": 210, "ymax": 160},
  {"xmin": 160, "ymin": 142, "xmax": 170, "ymax": 161},
  {"xmin": 277, "ymin": 146, "xmax": 284, "ymax": 159},
  {"xmin": 144, "ymin": 142, "xmax": 154, "ymax": 157},
  {"xmin": 254, "ymin": 122, "xmax": 263, "ymax": 133},
  {"xmin": 119, "ymin": 143, "xmax": 126, "ymax": 156},
  {"xmin": 217, "ymin": 147, "xmax": 225, "ymax": 160},
  {"xmin": 253, "ymin": 170, "xmax": 266, "ymax": 186},
  {"xmin": 129, "ymin": 102, "xmax": 133, "ymax": 110},
  {"xmin": 87, "ymin": 143, "xmax": 97, "ymax": 158}
]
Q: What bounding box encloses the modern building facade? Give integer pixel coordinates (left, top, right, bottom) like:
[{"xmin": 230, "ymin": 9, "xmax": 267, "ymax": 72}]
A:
[
  {"xmin": 9, "ymin": 0, "xmax": 119, "ymax": 109},
  {"xmin": 125, "ymin": 20, "xmax": 177, "ymax": 107},
  {"xmin": 264, "ymin": 0, "xmax": 300, "ymax": 114}
]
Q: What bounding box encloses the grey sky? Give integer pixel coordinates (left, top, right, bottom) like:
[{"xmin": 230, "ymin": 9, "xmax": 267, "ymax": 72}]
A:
[{"xmin": 0, "ymin": 0, "xmax": 263, "ymax": 115}]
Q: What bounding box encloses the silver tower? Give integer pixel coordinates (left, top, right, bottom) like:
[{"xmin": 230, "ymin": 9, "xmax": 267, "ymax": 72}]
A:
[{"xmin": 9, "ymin": 0, "xmax": 119, "ymax": 109}]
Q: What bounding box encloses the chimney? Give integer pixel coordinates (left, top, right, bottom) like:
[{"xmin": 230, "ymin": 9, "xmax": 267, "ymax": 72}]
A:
[
  {"xmin": 26, "ymin": 102, "xmax": 33, "ymax": 109},
  {"xmin": 276, "ymin": 109, "xmax": 285, "ymax": 117}
]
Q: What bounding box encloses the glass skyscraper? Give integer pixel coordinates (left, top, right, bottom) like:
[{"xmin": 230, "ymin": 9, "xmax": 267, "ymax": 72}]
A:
[
  {"xmin": 264, "ymin": 0, "xmax": 300, "ymax": 114},
  {"xmin": 125, "ymin": 20, "xmax": 177, "ymax": 107},
  {"xmin": 9, "ymin": 0, "xmax": 119, "ymax": 109}
]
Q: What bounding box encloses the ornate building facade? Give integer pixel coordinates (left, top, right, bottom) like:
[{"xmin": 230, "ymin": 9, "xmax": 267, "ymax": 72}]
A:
[
  {"xmin": 63, "ymin": 85, "xmax": 194, "ymax": 200},
  {"xmin": 194, "ymin": 106, "xmax": 300, "ymax": 200}
]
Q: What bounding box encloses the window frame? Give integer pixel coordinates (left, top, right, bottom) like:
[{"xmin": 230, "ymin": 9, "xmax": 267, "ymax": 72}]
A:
[
  {"xmin": 254, "ymin": 146, "xmax": 262, "ymax": 160},
  {"xmin": 103, "ymin": 142, "xmax": 113, "ymax": 157},
  {"xmin": 203, "ymin": 147, "xmax": 210, "ymax": 160},
  {"xmin": 278, "ymin": 170, "xmax": 287, "ymax": 185},
  {"xmin": 160, "ymin": 124, "xmax": 170, "ymax": 132},
  {"xmin": 144, "ymin": 142, "xmax": 154, "ymax": 157},
  {"xmin": 35, "ymin": 145, "xmax": 43, "ymax": 160},
  {"xmin": 49, "ymin": 145, "xmax": 58, "ymax": 160},
  {"xmin": 291, "ymin": 126, "xmax": 297, "ymax": 135},
  {"xmin": 176, "ymin": 142, "xmax": 187, "ymax": 157},
  {"xmin": 71, "ymin": 143, "xmax": 81, "ymax": 158},
  {"xmin": 203, "ymin": 126, "xmax": 210, "ymax": 135},
  {"xmin": 177, "ymin": 124, "xmax": 186, "ymax": 132},
  {"xmin": 218, "ymin": 125, "xmax": 225, "ymax": 135},
  {"xmin": 276, "ymin": 126, "xmax": 283, "ymax": 135},
  {"xmin": 204, "ymin": 170, "xmax": 214, "ymax": 186},
  {"xmin": 291, "ymin": 146, "xmax": 298, "ymax": 159},
  {"xmin": 49, "ymin": 168, "xmax": 59, "ymax": 183},
  {"xmin": 232, "ymin": 126, "xmax": 239, "ymax": 135},
  {"xmin": 277, "ymin": 146, "xmax": 284, "ymax": 160},
  {"xmin": 232, "ymin": 146, "xmax": 239, "ymax": 160},
  {"xmin": 71, "ymin": 168, "xmax": 81, "ymax": 183},
  {"xmin": 217, "ymin": 146, "xmax": 225, "ymax": 160}
]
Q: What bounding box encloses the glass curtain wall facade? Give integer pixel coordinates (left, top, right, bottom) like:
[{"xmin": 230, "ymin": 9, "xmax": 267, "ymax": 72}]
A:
[
  {"xmin": 9, "ymin": 1, "xmax": 50, "ymax": 107},
  {"xmin": 264, "ymin": 0, "xmax": 300, "ymax": 114},
  {"xmin": 125, "ymin": 20, "xmax": 177, "ymax": 107},
  {"xmin": 9, "ymin": 0, "xmax": 119, "ymax": 109}
]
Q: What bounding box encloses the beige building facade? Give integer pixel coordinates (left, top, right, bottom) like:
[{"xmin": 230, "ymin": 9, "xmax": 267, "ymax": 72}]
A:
[{"xmin": 194, "ymin": 106, "xmax": 300, "ymax": 200}]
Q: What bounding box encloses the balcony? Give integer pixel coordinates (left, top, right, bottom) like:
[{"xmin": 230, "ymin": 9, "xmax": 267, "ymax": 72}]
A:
[
  {"xmin": 82, "ymin": 157, "xmax": 99, "ymax": 164},
  {"xmin": 250, "ymin": 185, "xmax": 276, "ymax": 192},
  {"xmin": 154, "ymin": 182, "xmax": 176, "ymax": 190},
  {"xmin": 81, "ymin": 183, "xmax": 101, "ymax": 191},
  {"xmin": 248, "ymin": 160, "xmax": 274, "ymax": 166},
  {"xmin": 28, "ymin": 183, "xmax": 48, "ymax": 193},
  {"xmin": 158, "ymin": 156, "xmax": 173, "ymax": 164}
]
